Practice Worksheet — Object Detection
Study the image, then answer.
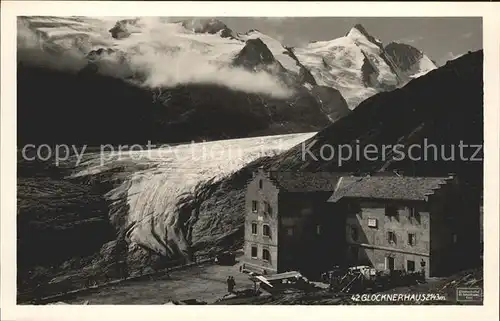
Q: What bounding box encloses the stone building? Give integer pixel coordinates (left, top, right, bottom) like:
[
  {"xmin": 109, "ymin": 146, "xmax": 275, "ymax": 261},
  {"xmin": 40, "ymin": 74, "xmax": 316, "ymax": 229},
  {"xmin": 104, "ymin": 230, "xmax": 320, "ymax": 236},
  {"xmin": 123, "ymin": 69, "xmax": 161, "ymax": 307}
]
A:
[
  {"xmin": 242, "ymin": 168, "xmax": 344, "ymax": 276},
  {"xmin": 242, "ymin": 169, "xmax": 480, "ymax": 278},
  {"xmin": 328, "ymin": 175, "xmax": 480, "ymax": 277}
]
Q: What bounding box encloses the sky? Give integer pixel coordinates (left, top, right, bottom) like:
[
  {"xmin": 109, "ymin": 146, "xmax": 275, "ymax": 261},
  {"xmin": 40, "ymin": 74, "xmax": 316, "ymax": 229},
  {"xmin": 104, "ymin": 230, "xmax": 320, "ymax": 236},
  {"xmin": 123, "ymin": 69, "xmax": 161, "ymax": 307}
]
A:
[{"xmin": 215, "ymin": 17, "xmax": 482, "ymax": 66}]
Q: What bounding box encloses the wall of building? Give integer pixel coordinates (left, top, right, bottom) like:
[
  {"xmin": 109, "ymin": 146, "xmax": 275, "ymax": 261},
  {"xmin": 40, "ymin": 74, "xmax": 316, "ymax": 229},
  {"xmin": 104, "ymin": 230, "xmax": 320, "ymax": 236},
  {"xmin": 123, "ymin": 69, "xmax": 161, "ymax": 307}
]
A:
[
  {"xmin": 279, "ymin": 192, "xmax": 345, "ymax": 276},
  {"xmin": 348, "ymin": 245, "xmax": 430, "ymax": 275},
  {"xmin": 243, "ymin": 169, "xmax": 279, "ymax": 273},
  {"xmin": 345, "ymin": 199, "xmax": 431, "ymax": 276},
  {"xmin": 429, "ymin": 177, "xmax": 481, "ymax": 276}
]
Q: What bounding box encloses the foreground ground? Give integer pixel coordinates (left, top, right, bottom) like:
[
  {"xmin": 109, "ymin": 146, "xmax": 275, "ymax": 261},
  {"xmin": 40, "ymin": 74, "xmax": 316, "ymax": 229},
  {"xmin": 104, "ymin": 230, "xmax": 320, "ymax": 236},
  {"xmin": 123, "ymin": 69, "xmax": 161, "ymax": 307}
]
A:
[
  {"xmin": 62, "ymin": 263, "xmax": 254, "ymax": 304},
  {"xmin": 48, "ymin": 261, "xmax": 482, "ymax": 305}
]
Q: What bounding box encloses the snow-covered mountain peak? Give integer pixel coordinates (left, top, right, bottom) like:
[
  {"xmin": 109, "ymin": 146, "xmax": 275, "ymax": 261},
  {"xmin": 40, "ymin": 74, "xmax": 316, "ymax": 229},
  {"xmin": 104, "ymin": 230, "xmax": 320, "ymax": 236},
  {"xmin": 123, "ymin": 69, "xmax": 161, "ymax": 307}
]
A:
[
  {"xmin": 346, "ymin": 24, "xmax": 383, "ymax": 48},
  {"xmin": 18, "ymin": 16, "xmax": 439, "ymax": 111}
]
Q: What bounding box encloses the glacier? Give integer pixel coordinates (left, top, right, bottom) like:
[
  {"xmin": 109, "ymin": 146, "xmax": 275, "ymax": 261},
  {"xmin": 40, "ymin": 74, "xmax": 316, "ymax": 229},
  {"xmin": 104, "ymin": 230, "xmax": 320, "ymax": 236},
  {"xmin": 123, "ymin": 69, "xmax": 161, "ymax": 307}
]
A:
[{"xmin": 71, "ymin": 132, "xmax": 316, "ymax": 257}]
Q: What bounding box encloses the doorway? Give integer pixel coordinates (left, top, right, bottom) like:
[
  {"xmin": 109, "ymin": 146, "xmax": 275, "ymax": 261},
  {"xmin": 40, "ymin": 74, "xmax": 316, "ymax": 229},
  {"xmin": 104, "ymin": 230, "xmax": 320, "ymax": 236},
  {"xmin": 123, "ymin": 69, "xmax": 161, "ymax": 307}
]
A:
[{"xmin": 385, "ymin": 256, "xmax": 395, "ymax": 271}]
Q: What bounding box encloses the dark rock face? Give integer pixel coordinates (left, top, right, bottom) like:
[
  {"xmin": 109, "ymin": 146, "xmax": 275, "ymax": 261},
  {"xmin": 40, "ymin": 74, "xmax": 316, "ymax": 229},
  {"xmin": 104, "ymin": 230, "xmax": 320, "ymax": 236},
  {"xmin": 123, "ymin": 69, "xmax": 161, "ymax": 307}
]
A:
[
  {"xmin": 351, "ymin": 24, "xmax": 384, "ymax": 48},
  {"xmin": 360, "ymin": 51, "xmax": 378, "ymax": 88},
  {"xmin": 285, "ymin": 47, "xmax": 317, "ymax": 86},
  {"xmin": 385, "ymin": 42, "xmax": 424, "ymax": 71},
  {"xmin": 348, "ymin": 24, "xmax": 403, "ymax": 85},
  {"xmin": 310, "ymin": 86, "xmax": 351, "ymax": 122},
  {"xmin": 181, "ymin": 18, "xmax": 236, "ymax": 39},
  {"xmin": 233, "ymin": 38, "xmax": 277, "ymax": 70},
  {"xmin": 109, "ymin": 18, "xmax": 140, "ymax": 39},
  {"xmin": 86, "ymin": 47, "xmax": 116, "ymax": 61},
  {"xmin": 16, "ymin": 158, "xmax": 120, "ymax": 298}
]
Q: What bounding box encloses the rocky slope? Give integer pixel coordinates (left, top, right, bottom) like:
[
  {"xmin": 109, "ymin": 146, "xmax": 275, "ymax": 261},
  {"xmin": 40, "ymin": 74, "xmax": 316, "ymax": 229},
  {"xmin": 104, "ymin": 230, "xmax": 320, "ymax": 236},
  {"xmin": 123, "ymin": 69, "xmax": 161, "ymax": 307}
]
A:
[
  {"xmin": 265, "ymin": 50, "xmax": 482, "ymax": 175},
  {"xmin": 17, "ymin": 62, "xmax": 333, "ymax": 146},
  {"xmin": 17, "ymin": 132, "xmax": 316, "ymax": 300}
]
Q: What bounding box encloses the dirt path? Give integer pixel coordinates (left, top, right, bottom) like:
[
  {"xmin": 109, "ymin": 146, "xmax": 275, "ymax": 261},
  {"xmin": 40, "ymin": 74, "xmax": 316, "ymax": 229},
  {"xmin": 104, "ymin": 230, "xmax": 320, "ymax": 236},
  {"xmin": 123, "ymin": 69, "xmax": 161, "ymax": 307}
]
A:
[{"xmin": 65, "ymin": 264, "xmax": 253, "ymax": 304}]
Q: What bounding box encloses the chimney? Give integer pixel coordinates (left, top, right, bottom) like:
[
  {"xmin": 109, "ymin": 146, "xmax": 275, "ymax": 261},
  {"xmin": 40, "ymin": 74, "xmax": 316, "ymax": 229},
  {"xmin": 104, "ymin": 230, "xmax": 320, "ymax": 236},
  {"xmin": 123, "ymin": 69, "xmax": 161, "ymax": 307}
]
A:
[
  {"xmin": 255, "ymin": 165, "xmax": 270, "ymax": 179},
  {"xmin": 447, "ymin": 172, "xmax": 457, "ymax": 182}
]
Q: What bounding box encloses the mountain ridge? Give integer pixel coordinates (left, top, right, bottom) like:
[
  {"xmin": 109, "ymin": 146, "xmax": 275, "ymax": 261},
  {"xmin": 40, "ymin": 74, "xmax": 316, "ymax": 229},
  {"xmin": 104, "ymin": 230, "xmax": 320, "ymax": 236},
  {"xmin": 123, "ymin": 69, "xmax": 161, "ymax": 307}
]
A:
[{"xmin": 19, "ymin": 16, "xmax": 437, "ymax": 110}]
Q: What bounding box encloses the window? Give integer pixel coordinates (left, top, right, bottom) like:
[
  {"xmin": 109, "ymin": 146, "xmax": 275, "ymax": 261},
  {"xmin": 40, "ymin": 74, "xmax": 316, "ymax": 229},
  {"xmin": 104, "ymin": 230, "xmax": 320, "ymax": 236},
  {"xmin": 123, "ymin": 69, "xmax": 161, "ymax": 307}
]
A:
[
  {"xmin": 367, "ymin": 218, "xmax": 378, "ymax": 228},
  {"xmin": 263, "ymin": 224, "xmax": 271, "ymax": 237},
  {"xmin": 316, "ymin": 225, "xmax": 321, "ymax": 235},
  {"xmin": 407, "ymin": 260, "xmax": 415, "ymax": 272},
  {"xmin": 252, "ymin": 200, "xmax": 258, "ymax": 213},
  {"xmin": 251, "ymin": 223, "xmax": 258, "ymax": 235},
  {"xmin": 259, "ymin": 179, "xmax": 263, "ymax": 189},
  {"xmin": 408, "ymin": 233, "xmax": 416, "ymax": 246},
  {"xmin": 350, "ymin": 226, "xmax": 358, "ymax": 241},
  {"xmin": 262, "ymin": 249, "xmax": 271, "ymax": 262},
  {"xmin": 409, "ymin": 207, "xmax": 419, "ymax": 219},
  {"xmin": 387, "ymin": 231, "xmax": 397, "ymax": 244},
  {"xmin": 385, "ymin": 205, "xmax": 398, "ymax": 217},
  {"xmin": 251, "ymin": 246, "xmax": 258, "ymax": 258},
  {"xmin": 264, "ymin": 201, "xmax": 273, "ymax": 215},
  {"xmin": 287, "ymin": 227, "xmax": 294, "ymax": 236}
]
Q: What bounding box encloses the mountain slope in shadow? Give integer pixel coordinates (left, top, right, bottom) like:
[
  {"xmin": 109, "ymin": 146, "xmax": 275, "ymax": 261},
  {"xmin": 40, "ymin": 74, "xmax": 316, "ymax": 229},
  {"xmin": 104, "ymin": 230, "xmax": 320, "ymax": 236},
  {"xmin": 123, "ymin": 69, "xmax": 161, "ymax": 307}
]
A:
[{"xmin": 18, "ymin": 62, "xmax": 339, "ymax": 146}]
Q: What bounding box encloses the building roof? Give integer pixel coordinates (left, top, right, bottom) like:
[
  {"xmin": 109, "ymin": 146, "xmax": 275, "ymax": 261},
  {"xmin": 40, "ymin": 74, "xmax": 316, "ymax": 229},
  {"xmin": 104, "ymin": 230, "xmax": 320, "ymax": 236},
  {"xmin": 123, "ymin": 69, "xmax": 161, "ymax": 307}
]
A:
[
  {"xmin": 268, "ymin": 171, "xmax": 342, "ymax": 192},
  {"xmin": 261, "ymin": 271, "xmax": 302, "ymax": 282},
  {"xmin": 328, "ymin": 175, "xmax": 453, "ymax": 202}
]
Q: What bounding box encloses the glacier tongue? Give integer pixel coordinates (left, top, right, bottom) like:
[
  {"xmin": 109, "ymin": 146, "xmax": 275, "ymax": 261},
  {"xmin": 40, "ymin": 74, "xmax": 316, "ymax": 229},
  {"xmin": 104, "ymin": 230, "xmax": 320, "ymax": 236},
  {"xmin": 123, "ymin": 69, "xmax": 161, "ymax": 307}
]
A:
[{"xmin": 72, "ymin": 132, "xmax": 316, "ymax": 256}]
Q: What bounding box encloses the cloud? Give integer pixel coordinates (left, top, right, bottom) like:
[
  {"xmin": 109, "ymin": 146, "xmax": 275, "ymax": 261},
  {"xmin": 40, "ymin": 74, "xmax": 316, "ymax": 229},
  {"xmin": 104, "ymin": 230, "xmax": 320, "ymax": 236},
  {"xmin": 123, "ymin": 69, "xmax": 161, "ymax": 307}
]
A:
[
  {"xmin": 254, "ymin": 17, "xmax": 289, "ymax": 21},
  {"xmin": 396, "ymin": 36, "xmax": 423, "ymax": 44},
  {"xmin": 445, "ymin": 52, "xmax": 463, "ymax": 60},
  {"xmin": 437, "ymin": 51, "xmax": 465, "ymax": 66},
  {"xmin": 132, "ymin": 49, "xmax": 293, "ymax": 98},
  {"xmin": 17, "ymin": 16, "xmax": 293, "ymax": 99},
  {"xmin": 273, "ymin": 33, "xmax": 286, "ymax": 44},
  {"xmin": 17, "ymin": 18, "xmax": 89, "ymax": 72}
]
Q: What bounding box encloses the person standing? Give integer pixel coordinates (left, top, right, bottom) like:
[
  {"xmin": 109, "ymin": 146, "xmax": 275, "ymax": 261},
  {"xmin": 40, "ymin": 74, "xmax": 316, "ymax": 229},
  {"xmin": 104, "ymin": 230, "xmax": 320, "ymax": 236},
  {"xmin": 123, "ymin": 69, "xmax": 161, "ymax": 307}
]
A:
[
  {"xmin": 420, "ymin": 259, "xmax": 426, "ymax": 281},
  {"xmin": 231, "ymin": 276, "xmax": 236, "ymax": 292},
  {"xmin": 227, "ymin": 276, "xmax": 236, "ymax": 293}
]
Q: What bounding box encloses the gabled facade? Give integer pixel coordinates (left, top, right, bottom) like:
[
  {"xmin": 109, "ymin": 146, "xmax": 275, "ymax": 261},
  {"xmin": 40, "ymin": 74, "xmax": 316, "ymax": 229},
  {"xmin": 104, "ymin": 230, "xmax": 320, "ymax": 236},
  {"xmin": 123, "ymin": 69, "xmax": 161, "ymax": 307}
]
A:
[
  {"xmin": 328, "ymin": 174, "xmax": 480, "ymax": 277},
  {"xmin": 242, "ymin": 169, "xmax": 344, "ymax": 276}
]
